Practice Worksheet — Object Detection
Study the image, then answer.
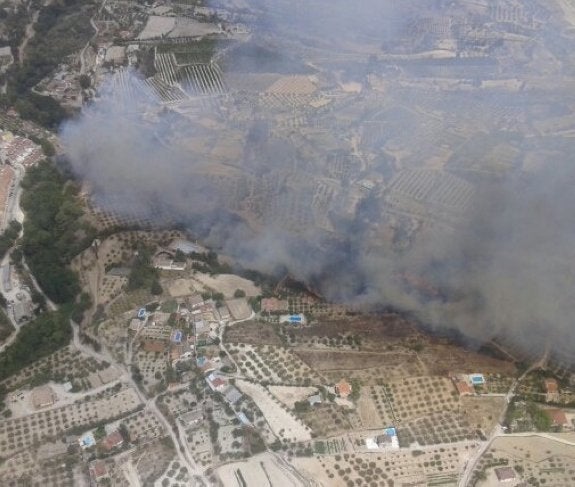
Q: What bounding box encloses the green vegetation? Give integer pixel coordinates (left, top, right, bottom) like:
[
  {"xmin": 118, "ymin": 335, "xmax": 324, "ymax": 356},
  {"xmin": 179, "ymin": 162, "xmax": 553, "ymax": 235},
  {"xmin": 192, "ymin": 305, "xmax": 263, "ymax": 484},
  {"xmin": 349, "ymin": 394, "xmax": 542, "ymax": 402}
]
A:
[
  {"xmin": 127, "ymin": 244, "xmax": 162, "ymax": 295},
  {"xmin": 527, "ymin": 401, "xmax": 552, "ymax": 431},
  {"xmin": 21, "ymin": 161, "xmax": 94, "ymax": 305},
  {"xmin": 0, "ymin": 162, "xmax": 96, "ymax": 381},
  {"xmin": 78, "ymin": 74, "xmax": 91, "ymax": 90},
  {"xmin": 0, "ymin": 307, "xmax": 14, "ymax": 343},
  {"xmin": 157, "ymin": 38, "xmax": 230, "ymax": 65},
  {"xmin": 190, "ymin": 250, "xmax": 231, "ymax": 275},
  {"xmin": 2, "ymin": 0, "xmax": 95, "ymax": 128},
  {"xmin": 294, "ymin": 400, "xmax": 310, "ymax": 413},
  {"xmin": 0, "ymin": 310, "xmax": 72, "ymax": 381},
  {"xmin": 0, "ymin": 220, "xmax": 22, "ymax": 260}
]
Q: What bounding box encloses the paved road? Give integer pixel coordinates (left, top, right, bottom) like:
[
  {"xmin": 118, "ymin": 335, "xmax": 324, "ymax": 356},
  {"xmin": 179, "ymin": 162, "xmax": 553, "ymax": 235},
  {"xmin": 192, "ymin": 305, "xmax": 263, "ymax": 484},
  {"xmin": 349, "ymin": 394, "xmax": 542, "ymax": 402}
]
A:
[
  {"xmin": 217, "ymin": 311, "xmax": 255, "ymax": 375},
  {"xmin": 71, "ymin": 321, "xmax": 205, "ymax": 483}
]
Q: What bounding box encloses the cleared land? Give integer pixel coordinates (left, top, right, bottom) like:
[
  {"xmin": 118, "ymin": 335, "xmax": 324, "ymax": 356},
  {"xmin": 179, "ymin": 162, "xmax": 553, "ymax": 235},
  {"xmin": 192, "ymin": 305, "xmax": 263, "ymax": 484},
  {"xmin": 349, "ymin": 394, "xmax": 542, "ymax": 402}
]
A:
[
  {"xmin": 217, "ymin": 452, "xmax": 306, "ymax": 487},
  {"xmin": 236, "ymin": 379, "xmax": 312, "ymax": 442}
]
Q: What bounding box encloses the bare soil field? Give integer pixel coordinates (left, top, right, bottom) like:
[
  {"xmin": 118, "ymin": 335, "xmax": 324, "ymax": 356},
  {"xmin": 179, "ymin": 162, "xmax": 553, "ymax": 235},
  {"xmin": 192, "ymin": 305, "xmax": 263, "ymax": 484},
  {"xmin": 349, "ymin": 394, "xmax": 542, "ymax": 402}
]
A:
[
  {"xmin": 299, "ymin": 403, "xmax": 361, "ymax": 437},
  {"xmin": 292, "ymin": 314, "xmax": 421, "ymax": 344},
  {"xmin": 167, "ymin": 278, "xmax": 196, "ymax": 297},
  {"xmin": 217, "ymin": 453, "xmax": 306, "ymax": 487},
  {"xmin": 294, "ymin": 350, "xmax": 416, "ymax": 371},
  {"xmin": 225, "ymin": 320, "xmax": 283, "ymax": 345},
  {"xmin": 225, "ymin": 297, "xmax": 252, "ymax": 320},
  {"xmin": 460, "ymin": 396, "xmax": 505, "ymax": 433},
  {"xmin": 268, "ymin": 385, "xmax": 318, "ymax": 408},
  {"xmin": 193, "ymin": 273, "xmax": 260, "ymax": 298},
  {"xmin": 236, "ymin": 379, "xmax": 312, "ymax": 442},
  {"xmin": 321, "ymin": 361, "xmax": 425, "ymax": 385},
  {"xmin": 418, "ymin": 344, "xmax": 517, "ymax": 376}
]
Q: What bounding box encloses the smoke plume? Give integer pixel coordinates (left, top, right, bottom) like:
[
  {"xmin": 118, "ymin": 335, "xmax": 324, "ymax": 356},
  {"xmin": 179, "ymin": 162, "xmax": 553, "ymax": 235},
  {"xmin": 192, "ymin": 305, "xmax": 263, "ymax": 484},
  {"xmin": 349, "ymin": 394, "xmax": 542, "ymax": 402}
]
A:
[{"xmin": 61, "ymin": 0, "xmax": 575, "ymax": 363}]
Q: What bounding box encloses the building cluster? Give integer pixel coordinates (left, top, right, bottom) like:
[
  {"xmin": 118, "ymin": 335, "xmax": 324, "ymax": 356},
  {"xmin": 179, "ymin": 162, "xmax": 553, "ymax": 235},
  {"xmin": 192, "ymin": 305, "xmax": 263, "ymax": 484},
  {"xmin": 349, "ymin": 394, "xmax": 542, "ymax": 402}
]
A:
[
  {"xmin": 451, "ymin": 372, "xmax": 486, "ymax": 396},
  {"xmin": 0, "ymin": 131, "xmax": 44, "ymax": 167},
  {"xmin": 365, "ymin": 427, "xmax": 400, "ymax": 451}
]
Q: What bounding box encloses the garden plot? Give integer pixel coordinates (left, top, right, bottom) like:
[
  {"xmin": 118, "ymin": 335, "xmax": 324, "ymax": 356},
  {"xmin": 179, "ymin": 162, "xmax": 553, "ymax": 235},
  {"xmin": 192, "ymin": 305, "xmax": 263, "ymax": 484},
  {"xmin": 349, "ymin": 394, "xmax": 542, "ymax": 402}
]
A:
[
  {"xmin": 236, "ymin": 379, "xmax": 312, "ymax": 442},
  {"xmin": 228, "ymin": 344, "xmax": 323, "ymax": 385}
]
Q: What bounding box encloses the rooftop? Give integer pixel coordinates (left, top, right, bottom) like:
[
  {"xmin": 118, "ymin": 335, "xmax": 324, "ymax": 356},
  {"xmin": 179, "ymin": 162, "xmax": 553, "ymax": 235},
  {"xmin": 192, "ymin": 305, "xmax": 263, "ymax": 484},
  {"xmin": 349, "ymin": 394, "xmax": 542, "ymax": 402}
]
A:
[
  {"xmin": 335, "ymin": 379, "xmax": 352, "ymax": 398},
  {"xmin": 494, "ymin": 466, "xmax": 517, "ymax": 481}
]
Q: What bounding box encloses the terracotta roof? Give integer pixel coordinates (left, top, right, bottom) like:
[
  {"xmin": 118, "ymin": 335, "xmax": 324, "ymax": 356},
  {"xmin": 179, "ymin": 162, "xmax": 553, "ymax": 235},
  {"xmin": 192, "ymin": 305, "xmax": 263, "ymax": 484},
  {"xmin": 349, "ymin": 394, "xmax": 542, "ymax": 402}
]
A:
[
  {"xmin": 335, "ymin": 379, "xmax": 352, "ymax": 398},
  {"xmin": 102, "ymin": 431, "xmax": 124, "ymax": 451},
  {"xmin": 544, "ymin": 378, "xmax": 559, "ymax": 394},
  {"xmin": 455, "ymin": 381, "xmax": 474, "ymax": 396},
  {"xmin": 545, "ymin": 409, "xmax": 568, "ymax": 426},
  {"xmin": 494, "ymin": 466, "xmax": 516, "ymax": 481},
  {"xmin": 142, "ymin": 339, "xmax": 167, "ymax": 353},
  {"xmin": 90, "ymin": 461, "xmax": 107, "ymax": 478}
]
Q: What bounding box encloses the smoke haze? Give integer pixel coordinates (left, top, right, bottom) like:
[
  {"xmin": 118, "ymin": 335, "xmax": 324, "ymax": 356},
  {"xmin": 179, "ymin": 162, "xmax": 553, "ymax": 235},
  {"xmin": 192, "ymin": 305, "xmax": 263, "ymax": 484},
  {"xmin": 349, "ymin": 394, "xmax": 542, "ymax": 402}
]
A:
[{"xmin": 61, "ymin": 0, "xmax": 575, "ymax": 362}]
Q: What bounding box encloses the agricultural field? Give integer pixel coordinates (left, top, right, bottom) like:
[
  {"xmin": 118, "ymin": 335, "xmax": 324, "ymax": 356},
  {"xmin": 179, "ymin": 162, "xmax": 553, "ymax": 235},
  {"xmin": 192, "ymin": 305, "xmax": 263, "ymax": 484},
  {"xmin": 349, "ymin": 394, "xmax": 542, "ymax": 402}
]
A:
[
  {"xmin": 122, "ymin": 409, "xmax": 166, "ymax": 444},
  {"xmin": 294, "ymin": 350, "xmax": 425, "ymax": 384},
  {"xmin": 357, "ymin": 385, "xmax": 398, "ymax": 429},
  {"xmin": 460, "ymin": 395, "xmax": 506, "ymax": 433},
  {"xmin": 418, "ymin": 343, "xmax": 517, "ymax": 377},
  {"xmin": 283, "ymin": 314, "xmax": 423, "ymax": 351},
  {"xmin": 224, "ymin": 320, "xmax": 283, "ymax": 345},
  {"xmin": 133, "ymin": 349, "xmax": 170, "ymax": 395},
  {"xmin": 472, "ymin": 435, "xmax": 575, "ymax": 486},
  {"xmin": 0, "ymin": 345, "xmax": 112, "ymax": 392},
  {"xmin": 0, "ymin": 448, "xmax": 87, "ymax": 487},
  {"xmin": 292, "ymin": 443, "xmax": 471, "ymax": 487},
  {"xmin": 397, "ymin": 411, "xmax": 476, "ymax": 447},
  {"xmin": 386, "ymin": 376, "xmax": 460, "ymax": 422},
  {"xmin": 299, "ymin": 402, "xmax": 361, "ymax": 438},
  {"xmin": 0, "ymin": 387, "xmax": 141, "ymax": 457},
  {"xmin": 228, "ymin": 343, "xmax": 324, "ymax": 385}
]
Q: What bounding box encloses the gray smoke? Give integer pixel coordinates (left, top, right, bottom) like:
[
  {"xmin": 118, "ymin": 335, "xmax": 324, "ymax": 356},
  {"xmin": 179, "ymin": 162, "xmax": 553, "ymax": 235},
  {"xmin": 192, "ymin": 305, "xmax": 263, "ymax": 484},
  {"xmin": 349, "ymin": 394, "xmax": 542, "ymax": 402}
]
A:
[{"xmin": 61, "ymin": 0, "xmax": 575, "ymax": 362}]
